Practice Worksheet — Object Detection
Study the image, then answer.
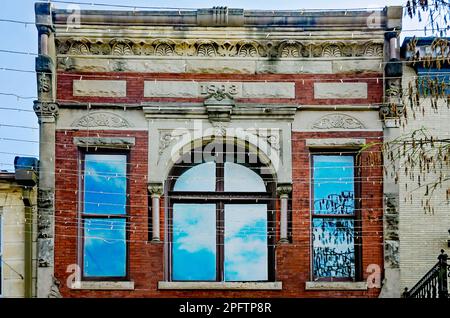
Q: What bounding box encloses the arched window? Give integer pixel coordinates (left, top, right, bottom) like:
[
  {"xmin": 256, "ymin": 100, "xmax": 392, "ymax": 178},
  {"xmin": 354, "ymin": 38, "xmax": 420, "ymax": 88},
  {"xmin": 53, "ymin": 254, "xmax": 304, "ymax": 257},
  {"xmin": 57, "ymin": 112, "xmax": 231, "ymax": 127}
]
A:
[{"xmin": 167, "ymin": 143, "xmax": 275, "ymax": 282}]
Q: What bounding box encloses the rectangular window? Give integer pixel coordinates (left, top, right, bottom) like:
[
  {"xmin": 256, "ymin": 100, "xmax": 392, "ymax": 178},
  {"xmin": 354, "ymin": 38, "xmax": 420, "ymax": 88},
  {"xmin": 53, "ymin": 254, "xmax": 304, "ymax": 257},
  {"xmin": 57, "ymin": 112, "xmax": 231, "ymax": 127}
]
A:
[
  {"xmin": 311, "ymin": 154, "xmax": 360, "ymax": 280},
  {"xmin": 81, "ymin": 153, "xmax": 128, "ymax": 279}
]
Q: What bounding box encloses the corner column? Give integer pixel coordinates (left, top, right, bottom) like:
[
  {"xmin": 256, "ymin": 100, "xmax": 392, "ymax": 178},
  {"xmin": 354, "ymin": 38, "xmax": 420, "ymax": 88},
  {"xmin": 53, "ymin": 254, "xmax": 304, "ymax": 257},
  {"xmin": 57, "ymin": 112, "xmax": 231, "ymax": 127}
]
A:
[
  {"xmin": 277, "ymin": 184, "xmax": 292, "ymax": 243},
  {"xmin": 149, "ymin": 183, "xmax": 163, "ymax": 242},
  {"xmin": 34, "ymin": 2, "xmax": 59, "ymax": 298}
]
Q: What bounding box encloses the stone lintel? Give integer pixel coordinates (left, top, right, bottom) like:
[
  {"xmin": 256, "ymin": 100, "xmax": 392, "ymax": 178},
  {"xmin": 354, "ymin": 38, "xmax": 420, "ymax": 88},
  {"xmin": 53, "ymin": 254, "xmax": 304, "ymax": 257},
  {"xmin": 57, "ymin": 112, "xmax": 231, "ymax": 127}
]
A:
[
  {"xmin": 73, "ymin": 137, "xmax": 135, "ymax": 149},
  {"xmin": 306, "ymin": 138, "xmax": 366, "ymax": 148}
]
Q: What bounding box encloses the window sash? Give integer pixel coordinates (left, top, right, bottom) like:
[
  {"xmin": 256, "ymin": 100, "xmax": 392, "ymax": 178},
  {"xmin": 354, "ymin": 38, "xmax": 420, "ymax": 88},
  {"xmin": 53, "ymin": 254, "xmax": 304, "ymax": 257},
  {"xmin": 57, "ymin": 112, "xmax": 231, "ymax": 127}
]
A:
[
  {"xmin": 79, "ymin": 151, "xmax": 129, "ymax": 281},
  {"xmin": 167, "ymin": 159, "xmax": 275, "ymax": 283},
  {"xmin": 311, "ymin": 152, "xmax": 362, "ymax": 281}
]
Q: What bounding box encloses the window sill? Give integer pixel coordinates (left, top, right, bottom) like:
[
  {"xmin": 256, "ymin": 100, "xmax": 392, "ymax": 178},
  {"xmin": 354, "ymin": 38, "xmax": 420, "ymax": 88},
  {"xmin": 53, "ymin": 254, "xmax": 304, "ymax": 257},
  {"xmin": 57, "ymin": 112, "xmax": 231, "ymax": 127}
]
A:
[
  {"xmin": 305, "ymin": 281, "xmax": 367, "ymax": 291},
  {"xmin": 71, "ymin": 281, "xmax": 135, "ymax": 290},
  {"xmin": 158, "ymin": 282, "xmax": 282, "ymax": 290}
]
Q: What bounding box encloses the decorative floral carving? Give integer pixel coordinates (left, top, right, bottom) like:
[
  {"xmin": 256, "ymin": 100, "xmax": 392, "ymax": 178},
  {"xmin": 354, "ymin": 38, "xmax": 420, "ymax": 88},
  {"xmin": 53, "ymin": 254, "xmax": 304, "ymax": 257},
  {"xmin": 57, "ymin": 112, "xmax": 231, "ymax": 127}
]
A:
[
  {"xmin": 72, "ymin": 112, "xmax": 130, "ymax": 128},
  {"xmin": 158, "ymin": 130, "xmax": 184, "ymax": 156},
  {"xmin": 111, "ymin": 40, "xmax": 133, "ymax": 56},
  {"xmin": 311, "ymin": 114, "xmax": 365, "ymax": 130},
  {"xmin": 56, "ymin": 38, "xmax": 384, "ymax": 59},
  {"xmin": 280, "ymin": 42, "xmax": 302, "ymax": 58},
  {"xmin": 217, "ymin": 42, "xmax": 238, "ymax": 57},
  {"xmin": 155, "ymin": 43, "xmax": 174, "ymax": 56},
  {"xmin": 238, "ymin": 43, "xmax": 258, "ymax": 57},
  {"xmin": 174, "ymin": 41, "xmax": 196, "ymax": 56},
  {"xmin": 68, "ymin": 41, "xmax": 89, "ymax": 55},
  {"xmin": 197, "ymin": 43, "xmax": 217, "ymax": 57},
  {"xmin": 365, "ymin": 44, "xmax": 383, "ymax": 56},
  {"xmin": 90, "ymin": 41, "xmax": 111, "ymax": 55},
  {"xmin": 322, "ymin": 44, "xmax": 342, "ymax": 57}
]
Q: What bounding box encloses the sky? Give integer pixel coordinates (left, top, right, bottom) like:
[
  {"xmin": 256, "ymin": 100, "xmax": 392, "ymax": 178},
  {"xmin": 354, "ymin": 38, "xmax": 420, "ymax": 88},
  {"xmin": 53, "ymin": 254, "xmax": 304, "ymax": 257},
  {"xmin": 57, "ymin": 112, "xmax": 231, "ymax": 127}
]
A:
[{"xmin": 0, "ymin": 0, "xmax": 429, "ymax": 171}]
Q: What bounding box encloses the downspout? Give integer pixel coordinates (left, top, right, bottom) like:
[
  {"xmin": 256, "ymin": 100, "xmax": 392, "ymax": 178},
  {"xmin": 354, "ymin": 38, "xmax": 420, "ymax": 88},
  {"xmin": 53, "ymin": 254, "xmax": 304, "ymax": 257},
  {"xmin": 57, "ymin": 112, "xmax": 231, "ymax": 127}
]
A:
[{"xmin": 22, "ymin": 188, "xmax": 33, "ymax": 298}]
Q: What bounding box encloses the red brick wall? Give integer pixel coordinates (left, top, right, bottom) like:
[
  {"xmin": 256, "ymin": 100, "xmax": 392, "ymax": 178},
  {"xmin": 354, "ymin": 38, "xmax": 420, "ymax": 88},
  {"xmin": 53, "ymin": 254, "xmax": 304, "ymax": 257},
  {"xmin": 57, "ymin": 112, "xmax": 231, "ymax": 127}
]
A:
[
  {"xmin": 56, "ymin": 72, "xmax": 383, "ymax": 106},
  {"xmin": 54, "ymin": 70, "xmax": 383, "ymax": 297},
  {"xmin": 54, "ymin": 129, "xmax": 383, "ymax": 298}
]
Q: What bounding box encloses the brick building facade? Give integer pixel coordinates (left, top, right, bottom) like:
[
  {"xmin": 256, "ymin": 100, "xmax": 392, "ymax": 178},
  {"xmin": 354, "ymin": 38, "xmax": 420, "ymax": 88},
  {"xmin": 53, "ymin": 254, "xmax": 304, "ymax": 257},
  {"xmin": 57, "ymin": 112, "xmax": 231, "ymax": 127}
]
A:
[{"xmin": 33, "ymin": 3, "xmax": 403, "ymax": 297}]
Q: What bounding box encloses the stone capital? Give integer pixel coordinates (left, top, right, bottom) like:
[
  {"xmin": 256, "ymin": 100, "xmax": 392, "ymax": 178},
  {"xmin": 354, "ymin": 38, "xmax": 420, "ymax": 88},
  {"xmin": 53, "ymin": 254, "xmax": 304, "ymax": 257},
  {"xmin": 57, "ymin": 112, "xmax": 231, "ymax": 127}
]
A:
[
  {"xmin": 33, "ymin": 101, "xmax": 59, "ymax": 119},
  {"xmin": 277, "ymin": 183, "xmax": 292, "ymax": 197},
  {"xmin": 148, "ymin": 183, "xmax": 164, "ymax": 196}
]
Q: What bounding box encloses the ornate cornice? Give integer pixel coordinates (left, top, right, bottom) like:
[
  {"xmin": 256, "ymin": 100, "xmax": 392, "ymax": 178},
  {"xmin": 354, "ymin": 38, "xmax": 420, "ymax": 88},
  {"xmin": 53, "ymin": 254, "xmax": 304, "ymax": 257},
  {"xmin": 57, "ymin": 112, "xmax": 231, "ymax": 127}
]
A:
[{"xmin": 55, "ymin": 38, "xmax": 383, "ymax": 59}]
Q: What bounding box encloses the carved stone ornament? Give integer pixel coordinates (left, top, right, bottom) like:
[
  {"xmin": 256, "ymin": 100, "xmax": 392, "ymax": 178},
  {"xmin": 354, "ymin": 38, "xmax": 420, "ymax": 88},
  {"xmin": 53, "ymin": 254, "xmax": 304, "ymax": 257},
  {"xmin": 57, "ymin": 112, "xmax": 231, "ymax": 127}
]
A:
[
  {"xmin": 48, "ymin": 277, "xmax": 63, "ymax": 298},
  {"xmin": 246, "ymin": 128, "xmax": 281, "ymax": 153},
  {"xmin": 211, "ymin": 121, "xmax": 229, "ymax": 136},
  {"xmin": 33, "ymin": 101, "xmax": 59, "ymax": 117},
  {"xmin": 38, "ymin": 73, "xmax": 51, "ymax": 93},
  {"xmin": 56, "ymin": 38, "xmax": 383, "ymax": 59},
  {"xmin": 158, "ymin": 130, "xmax": 188, "ymax": 157},
  {"xmin": 72, "ymin": 112, "xmax": 131, "ymax": 128},
  {"xmin": 148, "ymin": 183, "xmax": 164, "ymax": 196},
  {"xmin": 311, "ymin": 114, "xmax": 365, "ymax": 130},
  {"xmin": 277, "ymin": 183, "xmax": 292, "ymax": 196}
]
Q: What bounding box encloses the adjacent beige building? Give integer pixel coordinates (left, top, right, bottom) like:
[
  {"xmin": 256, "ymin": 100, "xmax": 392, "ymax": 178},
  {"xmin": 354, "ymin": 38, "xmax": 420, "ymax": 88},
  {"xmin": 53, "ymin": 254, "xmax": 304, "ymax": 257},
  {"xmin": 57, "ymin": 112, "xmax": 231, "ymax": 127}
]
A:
[
  {"xmin": 399, "ymin": 65, "xmax": 450, "ymax": 290},
  {"xmin": 394, "ymin": 37, "xmax": 450, "ymax": 293},
  {"xmin": 0, "ymin": 164, "xmax": 37, "ymax": 298}
]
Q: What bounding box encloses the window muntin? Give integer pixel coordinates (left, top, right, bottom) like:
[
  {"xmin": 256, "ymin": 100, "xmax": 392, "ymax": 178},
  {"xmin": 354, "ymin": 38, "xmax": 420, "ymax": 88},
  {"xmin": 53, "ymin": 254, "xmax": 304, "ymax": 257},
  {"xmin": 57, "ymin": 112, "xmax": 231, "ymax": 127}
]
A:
[
  {"xmin": 168, "ymin": 145, "xmax": 274, "ymax": 282},
  {"xmin": 224, "ymin": 204, "xmax": 268, "ymax": 281},
  {"xmin": 81, "ymin": 153, "xmax": 128, "ymax": 279},
  {"xmin": 172, "ymin": 203, "xmax": 216, "ymax": 281},
  {"xmin": 311, "ymin": 154, "xmax": 359, "ymax": 280}
]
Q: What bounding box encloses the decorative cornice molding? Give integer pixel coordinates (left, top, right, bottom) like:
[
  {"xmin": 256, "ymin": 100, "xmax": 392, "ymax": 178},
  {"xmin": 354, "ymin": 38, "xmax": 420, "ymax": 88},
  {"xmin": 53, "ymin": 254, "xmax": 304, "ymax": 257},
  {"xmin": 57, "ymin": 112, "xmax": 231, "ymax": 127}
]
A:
[
  {"xmin": 311, "ymin": 113, "xmax": 365, "ymax": 130},
  {"xmin": 55, "ymin": 38, "xmax": 383, "ymax": 59},
  {"xmin": 72, "ymin": 112, "xmax": 131, "ymax": 128}
]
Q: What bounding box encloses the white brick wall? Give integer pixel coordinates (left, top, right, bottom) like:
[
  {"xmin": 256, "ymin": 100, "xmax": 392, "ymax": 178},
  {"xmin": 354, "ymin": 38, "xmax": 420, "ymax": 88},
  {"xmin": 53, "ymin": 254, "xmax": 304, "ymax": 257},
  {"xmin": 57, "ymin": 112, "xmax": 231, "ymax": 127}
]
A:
[{"xmin": 399, "ymin": 66, "xmax": 450, "ymax": 290}]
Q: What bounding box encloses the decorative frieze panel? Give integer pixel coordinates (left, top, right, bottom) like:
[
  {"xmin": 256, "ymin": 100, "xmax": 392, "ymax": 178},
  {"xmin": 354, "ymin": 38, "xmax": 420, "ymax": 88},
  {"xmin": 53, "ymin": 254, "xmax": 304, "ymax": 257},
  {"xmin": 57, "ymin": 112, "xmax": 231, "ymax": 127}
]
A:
[
  {"xmin": 144, "ymin": 81, "xmax": 295, "ymax": 99},
  {"xmin": 56, "ymin": 38, "xmax": 383, "ymax": 59},
  {"xmin": 72, "ymin": 112, "xmax": 131, "ymax": 128},
  {"xmin": 311, "ymin": 114, "xmax": 365, "ymax": 130}
]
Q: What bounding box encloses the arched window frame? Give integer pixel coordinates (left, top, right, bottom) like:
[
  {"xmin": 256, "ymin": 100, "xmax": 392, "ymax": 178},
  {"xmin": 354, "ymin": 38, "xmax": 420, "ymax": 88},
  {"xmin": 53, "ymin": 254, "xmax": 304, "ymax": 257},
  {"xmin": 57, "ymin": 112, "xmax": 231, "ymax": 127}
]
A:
[{"xmin": 165, "ymin": 142, "xmax": 276, "ymax": 282}]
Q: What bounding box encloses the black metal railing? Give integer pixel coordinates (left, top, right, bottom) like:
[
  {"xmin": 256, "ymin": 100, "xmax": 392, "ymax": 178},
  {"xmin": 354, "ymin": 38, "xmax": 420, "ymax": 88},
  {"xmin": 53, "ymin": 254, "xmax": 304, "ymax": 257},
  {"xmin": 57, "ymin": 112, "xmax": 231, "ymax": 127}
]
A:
[{"xmin": 402, "ymin": 250, "xmax": 449, "ymax": 298}]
